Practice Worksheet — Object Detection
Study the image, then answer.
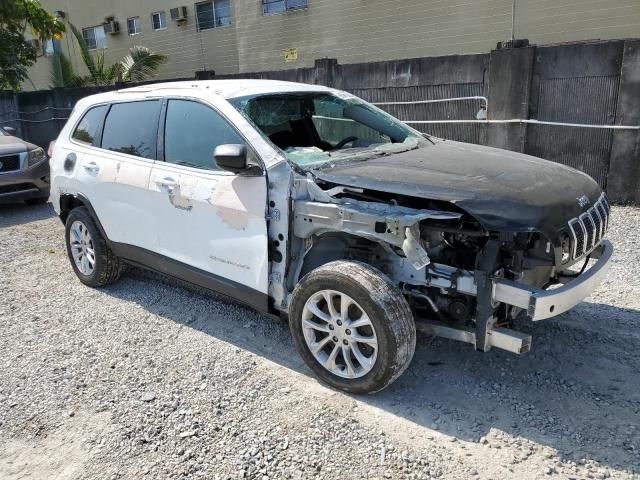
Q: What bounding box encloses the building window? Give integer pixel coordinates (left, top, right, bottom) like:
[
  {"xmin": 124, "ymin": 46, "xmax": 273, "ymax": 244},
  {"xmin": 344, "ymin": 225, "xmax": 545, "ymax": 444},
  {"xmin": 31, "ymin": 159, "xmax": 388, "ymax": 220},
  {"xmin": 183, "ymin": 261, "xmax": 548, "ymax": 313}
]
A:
[
  {"xmin": 195, "ymin": 0, "xmax": 231, "ymax": 31},
  {"xmin": 151, "ymin": 11, "xmax": 167, "ymax": 31},
  {"xmin": 127, "ymin": 16, "xmax": 141, "ymax": 35},
  {"xmin": 43, "ymin": 39, "xmax": 55, "ymax": 57},
  {"xmin": 82, "ymin": 25, "xmax": 107, "ymax": 50},
  {"xmin": 262, "ymin": 0, "xmax": 308, "ymax": 15}
]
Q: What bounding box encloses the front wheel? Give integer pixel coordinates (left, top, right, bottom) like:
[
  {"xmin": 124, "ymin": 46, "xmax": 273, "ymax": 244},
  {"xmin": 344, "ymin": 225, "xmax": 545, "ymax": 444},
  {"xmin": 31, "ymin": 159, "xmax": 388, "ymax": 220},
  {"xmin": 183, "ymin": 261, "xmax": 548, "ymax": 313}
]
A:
[{"xmin": 289, "ymin": 261, "xmax": 416, "ymax": 394}]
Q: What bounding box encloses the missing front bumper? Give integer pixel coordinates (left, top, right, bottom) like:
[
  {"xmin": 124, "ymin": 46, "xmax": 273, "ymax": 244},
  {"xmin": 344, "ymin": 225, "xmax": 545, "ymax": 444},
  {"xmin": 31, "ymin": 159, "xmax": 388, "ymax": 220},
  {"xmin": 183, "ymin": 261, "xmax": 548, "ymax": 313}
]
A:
[
  {"xmin": 493, "ymin": 240, "xmax": 613, "ymax": 321},
  {"xmin": 416, "ymin": 320, "xmax": 532, "ymax": 354}
]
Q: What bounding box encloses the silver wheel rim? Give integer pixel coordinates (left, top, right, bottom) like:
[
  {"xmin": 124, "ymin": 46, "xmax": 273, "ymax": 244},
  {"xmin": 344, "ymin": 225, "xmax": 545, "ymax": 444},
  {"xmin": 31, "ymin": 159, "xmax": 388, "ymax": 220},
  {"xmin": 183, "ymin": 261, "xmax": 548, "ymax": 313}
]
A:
[
  {"xmin": 301, "ymin": 290, "xmax": 378, "ymax": 379},
  {"xmin": 70, "ymin": 220, "xmax": 95, "ymax": 276}
]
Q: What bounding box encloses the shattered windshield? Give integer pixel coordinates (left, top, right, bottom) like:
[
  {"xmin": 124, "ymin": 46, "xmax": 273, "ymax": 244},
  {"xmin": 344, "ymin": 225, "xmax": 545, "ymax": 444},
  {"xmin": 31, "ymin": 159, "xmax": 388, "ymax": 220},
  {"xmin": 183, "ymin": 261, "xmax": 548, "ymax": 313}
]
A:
[{"xmin": 230, "ymin": 91, "xmax": 428, "ymax": 168}]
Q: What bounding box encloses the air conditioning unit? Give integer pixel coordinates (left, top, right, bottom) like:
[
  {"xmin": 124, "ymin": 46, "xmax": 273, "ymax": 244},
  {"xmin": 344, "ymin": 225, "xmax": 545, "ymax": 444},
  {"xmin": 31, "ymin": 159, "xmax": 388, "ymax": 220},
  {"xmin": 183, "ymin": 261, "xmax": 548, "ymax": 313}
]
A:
[
  {"xmin": 170, "ymin": 6, "xmax": 188, "ymax": 21},
  {"xmin": 103, "ymin": 20, "xmax": 120, "ymax": 35},
  {"xmin": 27, "ymin": 38, "xmax": 41, "ymax": 50}
]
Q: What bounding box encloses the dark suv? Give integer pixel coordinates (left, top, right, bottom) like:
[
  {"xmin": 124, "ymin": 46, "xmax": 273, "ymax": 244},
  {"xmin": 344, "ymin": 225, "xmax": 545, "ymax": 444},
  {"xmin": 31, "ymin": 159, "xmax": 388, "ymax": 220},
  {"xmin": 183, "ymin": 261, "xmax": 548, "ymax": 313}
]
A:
[{"xmin": 0, "ymin": 127, "xmax": 50, "ymax": 205}]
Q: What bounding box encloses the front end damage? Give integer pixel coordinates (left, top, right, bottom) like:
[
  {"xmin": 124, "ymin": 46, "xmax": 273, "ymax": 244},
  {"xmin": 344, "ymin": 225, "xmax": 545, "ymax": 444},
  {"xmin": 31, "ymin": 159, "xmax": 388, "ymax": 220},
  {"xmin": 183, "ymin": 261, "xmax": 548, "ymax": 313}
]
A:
[{"xmin": 279, "ymin": 175, "xmax": 613, "ymax": 355}]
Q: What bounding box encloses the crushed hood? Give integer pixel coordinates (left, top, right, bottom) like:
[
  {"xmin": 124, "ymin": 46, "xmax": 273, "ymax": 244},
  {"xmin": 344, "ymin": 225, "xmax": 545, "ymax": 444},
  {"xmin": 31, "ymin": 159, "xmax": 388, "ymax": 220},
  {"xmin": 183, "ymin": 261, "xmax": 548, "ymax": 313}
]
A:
[{"xmin": 312, "ymin": 140, "xmax": 603, "ymax": 237}]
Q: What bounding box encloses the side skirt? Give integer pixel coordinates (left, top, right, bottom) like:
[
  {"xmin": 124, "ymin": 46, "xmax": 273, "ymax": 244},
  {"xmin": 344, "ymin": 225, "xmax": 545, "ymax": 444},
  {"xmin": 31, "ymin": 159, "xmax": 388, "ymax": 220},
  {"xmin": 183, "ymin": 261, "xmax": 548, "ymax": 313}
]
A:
[{"xmin": 110, "ymin": 242, "xmax": 271, "ymax": 314}]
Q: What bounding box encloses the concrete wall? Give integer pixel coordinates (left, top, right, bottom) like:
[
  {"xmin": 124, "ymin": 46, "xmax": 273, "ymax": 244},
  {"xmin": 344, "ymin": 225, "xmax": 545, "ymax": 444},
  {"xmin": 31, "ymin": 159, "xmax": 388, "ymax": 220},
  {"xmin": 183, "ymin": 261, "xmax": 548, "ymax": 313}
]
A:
[
  {"xmin": 232, "ymin": 0, "xmax": 513, "ymax": 72},
  {"xmin": 514, "ymin": 0, "xmax": 640, "ymax": 45},
  {"xmin": 25, "ymin": 0, "xmax": 640, "ymax": 90}
]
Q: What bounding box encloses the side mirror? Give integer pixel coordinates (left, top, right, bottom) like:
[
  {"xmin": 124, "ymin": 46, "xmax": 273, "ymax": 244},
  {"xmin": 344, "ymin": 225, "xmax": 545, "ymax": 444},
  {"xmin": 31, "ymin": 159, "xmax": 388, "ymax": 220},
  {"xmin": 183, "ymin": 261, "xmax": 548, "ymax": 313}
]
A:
[
  {"xmin": 214, "ymin": 144, "xmax": 251, "ymax": 174},
  {"xmin": 3, "ymin": 126, "xmax": 16, "ymax": 136}
]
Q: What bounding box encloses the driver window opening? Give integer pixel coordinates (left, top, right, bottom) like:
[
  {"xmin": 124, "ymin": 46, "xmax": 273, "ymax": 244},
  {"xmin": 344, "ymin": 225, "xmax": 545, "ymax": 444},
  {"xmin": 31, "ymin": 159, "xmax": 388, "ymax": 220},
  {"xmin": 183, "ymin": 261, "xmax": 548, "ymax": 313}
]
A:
[{"xmin": 235, "ymin": 93, "xmax": 409, "ymax": 153}]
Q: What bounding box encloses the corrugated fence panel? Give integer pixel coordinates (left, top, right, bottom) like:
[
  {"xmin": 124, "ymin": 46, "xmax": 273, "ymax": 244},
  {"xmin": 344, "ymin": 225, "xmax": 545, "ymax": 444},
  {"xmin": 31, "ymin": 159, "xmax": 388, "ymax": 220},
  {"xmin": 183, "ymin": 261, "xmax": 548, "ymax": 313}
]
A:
[
  {"xmin": 348, "ymin": 84, "xmax": 485, "ymax": 144},
  {"xmin": 0, "ymin": 93, "xmax": 20, "ymax": 138},
  {"xmin": 526, "ymin": 125, "xmax": 613, "ymax": 188},
  {"xmin": 537, "ymin": 76, "xmax": 619, "ymax": 124},
  {"xmin": 526, "ymin": 75, "xmax": 620, "ymax": 188}
]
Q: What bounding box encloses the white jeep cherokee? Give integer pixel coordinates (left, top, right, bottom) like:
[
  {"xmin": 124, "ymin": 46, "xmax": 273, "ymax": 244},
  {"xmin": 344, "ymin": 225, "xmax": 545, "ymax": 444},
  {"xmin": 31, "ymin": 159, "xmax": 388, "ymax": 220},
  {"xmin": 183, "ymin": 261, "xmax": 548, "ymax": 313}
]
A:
[{"xmin": 51, "ymin": 80, "xmax": 613, "ymax": 394}]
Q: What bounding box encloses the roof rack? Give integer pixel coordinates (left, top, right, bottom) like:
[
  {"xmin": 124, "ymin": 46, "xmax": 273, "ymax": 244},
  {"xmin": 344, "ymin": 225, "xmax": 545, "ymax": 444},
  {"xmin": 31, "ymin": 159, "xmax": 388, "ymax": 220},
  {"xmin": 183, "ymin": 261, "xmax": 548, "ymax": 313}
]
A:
[{"xmin": 117, "ymin": 83, "xmax": 206, "ymax": 93}]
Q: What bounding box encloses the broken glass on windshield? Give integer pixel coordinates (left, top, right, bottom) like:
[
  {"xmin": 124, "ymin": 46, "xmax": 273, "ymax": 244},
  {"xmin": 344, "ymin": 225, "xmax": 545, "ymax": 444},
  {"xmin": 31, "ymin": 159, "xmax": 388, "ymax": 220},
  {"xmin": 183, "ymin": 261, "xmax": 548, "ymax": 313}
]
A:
[{"xmin": 231, "ymin": 91, "xmax": 427, "ymax": 167}]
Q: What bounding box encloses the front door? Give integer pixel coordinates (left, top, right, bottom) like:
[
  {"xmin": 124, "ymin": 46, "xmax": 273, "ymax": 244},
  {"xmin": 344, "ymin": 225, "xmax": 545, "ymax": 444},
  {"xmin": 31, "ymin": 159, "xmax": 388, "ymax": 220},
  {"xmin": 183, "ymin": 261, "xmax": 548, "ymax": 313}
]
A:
[{"xmin": 149, "ymin": 98, "xmax": 269, "ymax": 304}]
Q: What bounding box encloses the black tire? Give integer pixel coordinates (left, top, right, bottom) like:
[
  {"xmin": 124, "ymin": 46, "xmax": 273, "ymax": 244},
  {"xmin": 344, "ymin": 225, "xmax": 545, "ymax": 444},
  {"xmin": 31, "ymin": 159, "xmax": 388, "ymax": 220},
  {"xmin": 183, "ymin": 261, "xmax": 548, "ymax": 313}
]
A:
[
  {"xmin": 289, "ymin": 261, "xmax": 416, "ymax": 394},
  {"xmin": 24, "ymin": 196, "xmax": 48, "ymax": 206},
  {"xmin": 65, "ymin": 207, "xmax": 122, "ymax": 287}
]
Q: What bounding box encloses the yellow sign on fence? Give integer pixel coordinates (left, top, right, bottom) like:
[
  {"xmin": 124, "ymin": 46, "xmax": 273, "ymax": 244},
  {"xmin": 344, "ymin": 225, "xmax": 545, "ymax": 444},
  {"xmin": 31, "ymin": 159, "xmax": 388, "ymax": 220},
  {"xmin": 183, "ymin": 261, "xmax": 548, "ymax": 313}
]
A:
[{"xmin": 284, "ymin": 48, "xmax": 298, "ymax": 62}]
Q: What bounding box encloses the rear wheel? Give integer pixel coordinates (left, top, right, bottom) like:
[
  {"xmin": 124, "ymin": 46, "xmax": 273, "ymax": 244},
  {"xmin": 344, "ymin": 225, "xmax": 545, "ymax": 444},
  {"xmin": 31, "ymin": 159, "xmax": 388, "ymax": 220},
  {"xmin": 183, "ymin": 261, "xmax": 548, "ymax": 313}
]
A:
[
  {"xmin": 289, "ymin": 261, "xmax": 416, "ymax": 394},
  {"xmin": 64, "ymin": 207, "xmax": 122, "ymax": 287}
]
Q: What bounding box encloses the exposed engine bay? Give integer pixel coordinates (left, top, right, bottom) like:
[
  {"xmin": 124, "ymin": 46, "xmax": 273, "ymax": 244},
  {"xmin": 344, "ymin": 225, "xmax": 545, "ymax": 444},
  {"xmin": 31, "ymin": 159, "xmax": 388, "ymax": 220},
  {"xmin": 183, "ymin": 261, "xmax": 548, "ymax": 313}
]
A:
[{"xmin": 284, "ymin": 176, "xmax": 565, "ymax": 354}]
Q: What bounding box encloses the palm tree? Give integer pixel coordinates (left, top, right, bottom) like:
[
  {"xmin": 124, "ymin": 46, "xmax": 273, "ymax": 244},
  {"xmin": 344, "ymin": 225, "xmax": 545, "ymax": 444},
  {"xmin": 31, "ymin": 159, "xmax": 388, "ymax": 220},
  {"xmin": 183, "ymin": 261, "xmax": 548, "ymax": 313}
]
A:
[
  {"xmin": 50, "ymin": 22, "xmax": 167, "ymax": 87},
  {"xmin": 119, "ymin": 46, "xmax": 169, "ymax": 83},
  {"xmin": 49, "ymin": 52, "xmax": 85, "ymax": 88}
]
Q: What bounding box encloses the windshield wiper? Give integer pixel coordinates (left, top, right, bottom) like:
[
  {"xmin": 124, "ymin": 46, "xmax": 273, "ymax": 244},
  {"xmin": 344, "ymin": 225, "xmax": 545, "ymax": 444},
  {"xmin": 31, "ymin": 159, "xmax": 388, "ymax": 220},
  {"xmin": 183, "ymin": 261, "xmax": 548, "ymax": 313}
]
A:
[{"xmin": 422, "ymin": 133, "xmax": 436, "ymax": 145}]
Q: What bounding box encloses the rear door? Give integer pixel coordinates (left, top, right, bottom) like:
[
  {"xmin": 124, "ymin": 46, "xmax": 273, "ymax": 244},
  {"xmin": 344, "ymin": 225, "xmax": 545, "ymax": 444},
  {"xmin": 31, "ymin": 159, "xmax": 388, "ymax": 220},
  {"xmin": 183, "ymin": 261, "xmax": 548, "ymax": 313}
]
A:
[
  {"xmin": 149, "ymin": 97, "xmax": 269, "ymax": 302},
  {"xmin": 88, "ymin": 100, "xmax": 162, "ymax": 252},
  {"xmin": 63, "ymin": 103, "xmax": 110, "ymax": 211}
]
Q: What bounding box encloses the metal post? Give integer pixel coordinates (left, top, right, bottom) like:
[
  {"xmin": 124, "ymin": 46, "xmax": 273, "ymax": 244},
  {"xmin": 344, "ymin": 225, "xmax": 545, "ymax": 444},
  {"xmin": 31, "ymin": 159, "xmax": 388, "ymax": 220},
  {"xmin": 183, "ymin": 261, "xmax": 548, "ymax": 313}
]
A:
[
  {"xmin": 474, "ymin": 240, "xmax": 501, "ymax": 352},
  {"xmin": 511, "ymin": 0, "xmax": 517, "ymax": 41}
]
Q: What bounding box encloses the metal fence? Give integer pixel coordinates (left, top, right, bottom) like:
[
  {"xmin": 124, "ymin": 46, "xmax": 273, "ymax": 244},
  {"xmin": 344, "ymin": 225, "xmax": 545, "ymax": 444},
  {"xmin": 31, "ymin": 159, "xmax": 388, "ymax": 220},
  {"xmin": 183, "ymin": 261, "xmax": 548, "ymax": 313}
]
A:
[
  {"xmin": 2, "ymin": 61, "xmax": 638, "ymax": 193},
  {"xmin": 350, "ymin": 84, "xmax": 486, "ymax": 145}
]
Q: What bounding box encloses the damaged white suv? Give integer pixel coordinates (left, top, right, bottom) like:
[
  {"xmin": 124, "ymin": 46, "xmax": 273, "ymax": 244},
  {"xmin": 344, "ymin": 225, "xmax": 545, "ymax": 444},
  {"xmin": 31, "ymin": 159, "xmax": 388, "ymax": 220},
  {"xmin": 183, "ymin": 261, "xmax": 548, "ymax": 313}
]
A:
[{"xmin": 51, "ymin": 80, "xmax": 613, "ymax": 394}]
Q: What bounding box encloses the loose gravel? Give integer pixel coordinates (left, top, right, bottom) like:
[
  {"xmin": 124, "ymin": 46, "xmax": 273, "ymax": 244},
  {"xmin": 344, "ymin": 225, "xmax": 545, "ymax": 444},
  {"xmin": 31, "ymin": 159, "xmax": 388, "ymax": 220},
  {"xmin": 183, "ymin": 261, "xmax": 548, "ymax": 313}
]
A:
[{"xmin": 0, "ymin": 203, "xmax": 639, "ymax": 480}]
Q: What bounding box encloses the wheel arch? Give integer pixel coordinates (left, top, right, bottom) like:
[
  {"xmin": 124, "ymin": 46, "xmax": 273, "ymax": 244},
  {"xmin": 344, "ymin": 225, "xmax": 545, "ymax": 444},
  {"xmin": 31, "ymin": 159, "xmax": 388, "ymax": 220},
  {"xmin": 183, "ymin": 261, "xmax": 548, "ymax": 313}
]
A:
[
  {"xmin": 291, "ymin": 232, "xmax": 387, "ymax": 289},
  {"xmin": 58, "ymin": 193, "xmax": 110, "ymax": 243}
]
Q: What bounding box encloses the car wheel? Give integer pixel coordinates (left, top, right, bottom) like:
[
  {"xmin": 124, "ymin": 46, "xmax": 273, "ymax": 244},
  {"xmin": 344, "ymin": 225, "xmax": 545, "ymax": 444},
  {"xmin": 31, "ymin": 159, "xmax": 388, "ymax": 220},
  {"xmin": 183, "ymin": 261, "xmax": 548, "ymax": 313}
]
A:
[
  {"xmin": 65, "ymin": 207, "xmax": 122, "ymax": 287},
  {"xmin": 24, "ymin": 196, "xmax": 48, "ymax": 206},
  {"xmin": 289, "ymin": 260, "xmax": 416, "ymax": 394}
]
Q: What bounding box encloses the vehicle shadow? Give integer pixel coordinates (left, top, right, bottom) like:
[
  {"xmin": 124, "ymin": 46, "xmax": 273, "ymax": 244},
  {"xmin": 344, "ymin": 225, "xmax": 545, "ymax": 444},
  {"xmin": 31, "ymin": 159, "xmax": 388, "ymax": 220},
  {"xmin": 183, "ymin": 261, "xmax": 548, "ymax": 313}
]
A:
[
  {"xmin": 103, "ymin": 268, "xmax": 640, "ymax": 475},
  {"xmin": 0, "ymin": 202, "xmax": 55, "ymax": 228}
]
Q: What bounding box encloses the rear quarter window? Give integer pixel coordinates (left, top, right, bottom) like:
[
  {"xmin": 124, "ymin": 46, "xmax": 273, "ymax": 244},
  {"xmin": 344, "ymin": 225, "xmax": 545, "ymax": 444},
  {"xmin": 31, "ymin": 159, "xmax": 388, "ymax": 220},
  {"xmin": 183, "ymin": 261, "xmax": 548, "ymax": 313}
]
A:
[
  {"xmin": 101, "ymin": 101, "xmax": 161, "ymax": 159},
  {"xmin": 72, "ymin": 105, "xmax": 108, "ymax": 145}
]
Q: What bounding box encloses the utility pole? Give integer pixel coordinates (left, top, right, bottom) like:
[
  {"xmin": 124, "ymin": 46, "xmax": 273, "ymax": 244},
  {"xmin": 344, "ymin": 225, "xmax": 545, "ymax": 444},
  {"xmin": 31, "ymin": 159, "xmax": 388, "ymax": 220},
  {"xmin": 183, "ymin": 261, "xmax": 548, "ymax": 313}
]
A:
[{"xmin": 511, "ymin": 0, "xmax": 517, "ymax": 40}]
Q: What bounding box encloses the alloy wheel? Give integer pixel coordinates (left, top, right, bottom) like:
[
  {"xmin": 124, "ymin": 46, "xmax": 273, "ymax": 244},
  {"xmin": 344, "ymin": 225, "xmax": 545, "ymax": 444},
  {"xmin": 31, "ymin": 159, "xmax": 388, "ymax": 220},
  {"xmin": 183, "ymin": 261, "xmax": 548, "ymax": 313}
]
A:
[
  {"xmin": 301, "ymin": 289, "xmax": 378, "ymax": 379},
  {"xmin": 69, "ymin": 220, "xmax": 96, "ymax": 276}
]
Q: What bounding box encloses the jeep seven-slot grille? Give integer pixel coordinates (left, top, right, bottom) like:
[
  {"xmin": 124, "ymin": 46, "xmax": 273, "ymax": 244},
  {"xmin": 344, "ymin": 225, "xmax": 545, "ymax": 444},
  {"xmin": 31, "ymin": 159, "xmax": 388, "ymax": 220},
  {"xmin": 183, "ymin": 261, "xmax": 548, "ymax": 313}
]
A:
[{"xmin": 568, "ymin": 193, "xmax": 610, "ymax": 260}]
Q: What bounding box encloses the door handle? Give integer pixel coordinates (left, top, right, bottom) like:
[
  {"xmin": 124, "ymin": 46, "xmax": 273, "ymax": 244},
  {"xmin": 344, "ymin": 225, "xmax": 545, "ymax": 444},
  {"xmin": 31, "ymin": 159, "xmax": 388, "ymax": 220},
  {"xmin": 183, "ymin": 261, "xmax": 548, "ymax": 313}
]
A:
[
  {"xmin": 82, "ymin": 161, "xmax": 100, "ymax": 174},
  {"xmin": 154, "ymin": 177, "xmax": 178, "ymax": 193}
]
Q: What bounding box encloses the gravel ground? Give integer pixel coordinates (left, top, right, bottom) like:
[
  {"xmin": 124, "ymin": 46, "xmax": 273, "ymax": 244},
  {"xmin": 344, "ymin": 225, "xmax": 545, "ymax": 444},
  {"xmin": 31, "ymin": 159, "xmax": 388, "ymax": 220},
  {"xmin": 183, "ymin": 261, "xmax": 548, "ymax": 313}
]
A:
[{"xmin": 0, "ymin": 203, "xmax": 639, "ymax": 480}]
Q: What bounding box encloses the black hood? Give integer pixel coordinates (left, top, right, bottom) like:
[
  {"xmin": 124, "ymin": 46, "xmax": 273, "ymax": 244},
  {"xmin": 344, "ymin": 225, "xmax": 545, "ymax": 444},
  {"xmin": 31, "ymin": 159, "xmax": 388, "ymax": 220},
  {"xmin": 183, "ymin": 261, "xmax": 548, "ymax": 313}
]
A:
[{"xmin": 313, "ymin": 140, "xmax": 602, "ymax": 238}]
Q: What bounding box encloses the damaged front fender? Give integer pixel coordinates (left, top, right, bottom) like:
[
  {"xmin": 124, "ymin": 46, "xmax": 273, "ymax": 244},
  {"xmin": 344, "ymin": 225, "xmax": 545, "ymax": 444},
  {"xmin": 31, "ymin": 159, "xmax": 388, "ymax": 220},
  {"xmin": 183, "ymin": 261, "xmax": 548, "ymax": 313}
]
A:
[{"xmin": 292, "ymin": 195, "xmax": 461, "ymax": 269}]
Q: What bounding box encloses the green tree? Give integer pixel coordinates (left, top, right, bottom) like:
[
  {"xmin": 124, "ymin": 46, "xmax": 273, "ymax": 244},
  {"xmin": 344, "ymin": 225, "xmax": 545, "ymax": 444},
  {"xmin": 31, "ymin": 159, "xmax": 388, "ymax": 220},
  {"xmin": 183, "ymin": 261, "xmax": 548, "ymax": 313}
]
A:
[
  {"xmin": 50, "ymin": 22, "xmax": 168, "ymax": 87},
  {"xmin": 119, "ymin": 46, "xmax": 169, "ymax": 83},
  {"xmin": 49, "ymin": 52, "xmax": 85, "ymax": 88},
  {"xmin": 0, "ymin": 0, "xmax": 65, "ymax": 90}
]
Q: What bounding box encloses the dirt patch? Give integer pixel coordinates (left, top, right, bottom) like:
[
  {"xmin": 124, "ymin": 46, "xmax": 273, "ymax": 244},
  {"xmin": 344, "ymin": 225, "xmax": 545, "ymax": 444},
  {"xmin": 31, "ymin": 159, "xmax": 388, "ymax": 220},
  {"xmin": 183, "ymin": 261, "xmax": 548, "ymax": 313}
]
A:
[{"xmin": 0, "ymin": 413, "xmax": 110, "ymax": 480}]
